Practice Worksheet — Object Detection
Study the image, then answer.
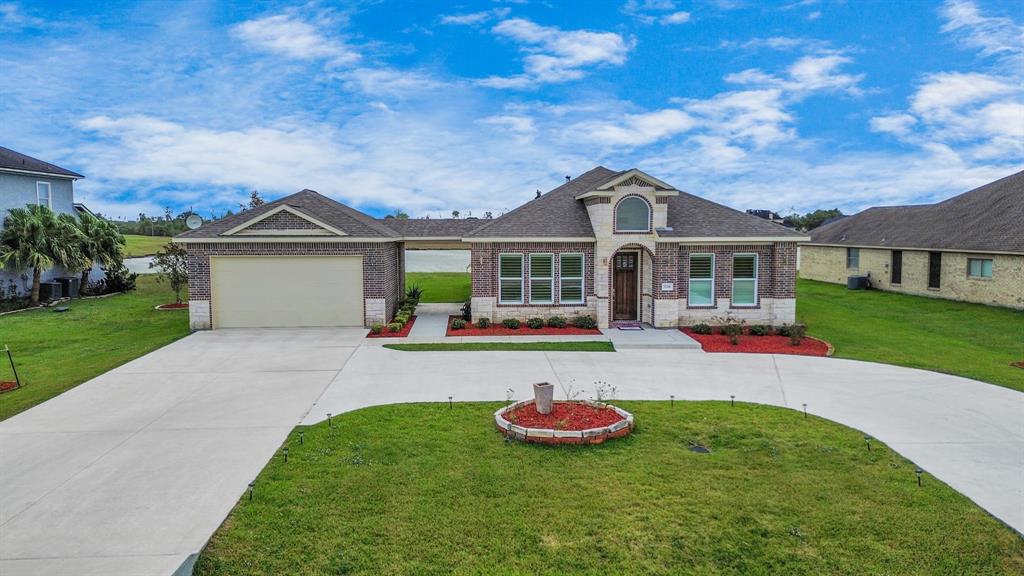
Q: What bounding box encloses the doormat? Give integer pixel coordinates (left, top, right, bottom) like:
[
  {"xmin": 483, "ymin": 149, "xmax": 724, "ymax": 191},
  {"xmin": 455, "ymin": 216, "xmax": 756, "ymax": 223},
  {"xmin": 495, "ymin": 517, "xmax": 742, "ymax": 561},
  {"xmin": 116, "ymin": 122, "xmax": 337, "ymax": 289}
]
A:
[{"xmin": 616, "ymin": 323, "xmax": 643, "ymax": 331}]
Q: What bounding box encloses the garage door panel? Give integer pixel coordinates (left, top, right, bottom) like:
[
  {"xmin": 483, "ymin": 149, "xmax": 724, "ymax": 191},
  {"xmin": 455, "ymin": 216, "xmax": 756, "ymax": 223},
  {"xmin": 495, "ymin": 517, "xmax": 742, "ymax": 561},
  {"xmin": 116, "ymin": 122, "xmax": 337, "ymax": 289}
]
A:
[{"xmin": 211, "ymin": 256, "xmax": 363, "ymax": 328}]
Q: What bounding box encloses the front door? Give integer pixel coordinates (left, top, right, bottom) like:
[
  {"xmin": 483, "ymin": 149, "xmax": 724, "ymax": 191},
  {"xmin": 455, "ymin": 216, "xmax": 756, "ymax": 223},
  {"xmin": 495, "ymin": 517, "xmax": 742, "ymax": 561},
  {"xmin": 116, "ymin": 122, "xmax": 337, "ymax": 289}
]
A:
[{"xmin": 613, "ymin": 252, "xmax": 638, "ymax": 321}]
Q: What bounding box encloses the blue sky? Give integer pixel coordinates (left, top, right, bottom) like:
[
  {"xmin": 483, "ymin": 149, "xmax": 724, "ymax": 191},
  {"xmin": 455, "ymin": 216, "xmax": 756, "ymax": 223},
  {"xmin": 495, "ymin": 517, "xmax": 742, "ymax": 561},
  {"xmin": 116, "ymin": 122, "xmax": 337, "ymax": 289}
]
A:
[{"xmin": 1, "ymin": 0, "xmax": 1021, "ymax": 221}]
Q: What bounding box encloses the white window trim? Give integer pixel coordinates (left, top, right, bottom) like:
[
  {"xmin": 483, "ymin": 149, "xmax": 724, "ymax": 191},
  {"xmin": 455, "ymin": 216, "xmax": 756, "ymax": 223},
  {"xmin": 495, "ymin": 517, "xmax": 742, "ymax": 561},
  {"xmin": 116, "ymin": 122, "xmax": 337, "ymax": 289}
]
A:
[
  {"xmin": 732, "ymin": 253, "xmax": 758, "ymax": 307},
  {"xmin": 498, "ymin": 253, "xmax": 524, "ymax": 305},
  {"xmin": 559, "ymin": 252, "xmax": 585, "ymax": 304},
  {"xmin": 529, "ymin": 253, "xmax": 554, "ymax": 304},
  {"xmin": 36, "ymin": 181, "xmax": 52, "ymax": 208},
  {"xmin": 846, "ymin": 247, "xmax": 860, "ymax": 269},
  {"xmin": 967, "ymin": 258, "xmax": 993, "ymax": 279},
  {"xmin": 614, "ymin": 196, "xmax": 652, "ymax": 232},
  {"xmin": 688, "ymin": 253, "xmax": 715, "ymax": 307}
]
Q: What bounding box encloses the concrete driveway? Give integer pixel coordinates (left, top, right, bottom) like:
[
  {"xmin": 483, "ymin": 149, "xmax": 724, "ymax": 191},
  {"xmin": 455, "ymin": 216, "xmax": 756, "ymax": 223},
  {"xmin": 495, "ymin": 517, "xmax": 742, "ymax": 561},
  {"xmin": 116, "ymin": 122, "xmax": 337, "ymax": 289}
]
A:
[
  {"xmin": 305, "ymin": 345, "xmax": 1024, "ymax": 535},
  {"xmin": 0, "ymin": 328, "xmax": 366, "ymax": 576}
]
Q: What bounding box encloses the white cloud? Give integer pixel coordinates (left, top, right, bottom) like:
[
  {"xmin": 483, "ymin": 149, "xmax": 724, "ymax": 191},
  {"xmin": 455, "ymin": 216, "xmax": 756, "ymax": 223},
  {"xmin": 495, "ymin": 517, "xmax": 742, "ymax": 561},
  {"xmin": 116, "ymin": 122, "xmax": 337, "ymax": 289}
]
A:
[
  {"xmin": 718, "ymin": 36, "xmax": 830, "ymax": 52},
  {"xmin": 335, "ymin": 67, "xmax": 449, "ymax": 97},
  {"xmin": 724, "ymin": 53, "xmax": 864, "ymax": 96},
  {"xmin": 479, "ymin": 18, "xmax": 633, "ymax": 88},
  {"xmin": 577, "ymin": 109, "xmax": 696, "ymax": 146},
  {"xmin": 869, "ymin": 113, "xmax": 917, "ymax": 136},
  {"xmin": 441, "ymin": 8, "xmax": 510, "ymax": 26},
  {"xmin": 941, "ymin": 0, "xmax": 1024, "ymax": 65},
  {"xmin": 232, "ymin": 14, "xmax": 359, "ymax": 65},
  {"xmin": 910, "ymin": 72, "xmax": 1014, "ymax": 115},
  {"xmin": 478, "ymin": 114, "xmax": 536, "ymax": 134},
  {"xmin": 806, "ymin": 11, "xmax": 821, "ymax": 21},
  {"xmin": 661, "ymin": 11, "xmax": 691, "ymax": 25}
]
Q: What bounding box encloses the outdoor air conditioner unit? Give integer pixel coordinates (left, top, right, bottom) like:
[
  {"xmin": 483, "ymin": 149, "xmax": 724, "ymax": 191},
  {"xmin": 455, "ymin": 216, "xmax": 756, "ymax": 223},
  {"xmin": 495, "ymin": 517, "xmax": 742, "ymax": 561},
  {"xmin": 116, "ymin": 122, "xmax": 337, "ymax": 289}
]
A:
[{"xmin": 39, "ymin": 281, "xmax": 63, "ymax": 301}]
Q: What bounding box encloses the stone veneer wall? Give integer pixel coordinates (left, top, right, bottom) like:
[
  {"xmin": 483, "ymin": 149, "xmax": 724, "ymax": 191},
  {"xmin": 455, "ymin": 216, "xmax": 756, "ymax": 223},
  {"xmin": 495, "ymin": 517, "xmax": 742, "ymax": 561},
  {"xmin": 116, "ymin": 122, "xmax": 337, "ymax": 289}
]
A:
[
  {"xmin": 800, "ymin": 245, "xmax": 1024, "ymax": 310},
  {"xmin": 469, "ymin": 242, "xmax": 596, "ymax": 322},
  {"xmin": 185, "ymin": 241, "xmax": 402, "ymax": 329}
]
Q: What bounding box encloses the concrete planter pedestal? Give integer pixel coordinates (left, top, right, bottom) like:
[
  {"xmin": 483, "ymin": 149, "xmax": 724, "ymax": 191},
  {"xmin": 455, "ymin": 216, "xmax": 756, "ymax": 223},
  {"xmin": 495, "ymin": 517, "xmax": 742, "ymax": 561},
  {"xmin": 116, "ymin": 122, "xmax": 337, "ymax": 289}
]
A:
[{"xmin": 533, "ymin": 382, "xmax": 554, "ymax": 415}]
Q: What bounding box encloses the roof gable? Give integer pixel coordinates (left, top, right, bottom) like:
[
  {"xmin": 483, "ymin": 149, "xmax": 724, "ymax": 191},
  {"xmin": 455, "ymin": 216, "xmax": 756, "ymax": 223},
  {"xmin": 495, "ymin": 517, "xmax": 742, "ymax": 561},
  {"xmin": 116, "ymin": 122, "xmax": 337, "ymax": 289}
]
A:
[{"xmin": 223, "ymin": 205, "xmax": 348, "ymax": 236}]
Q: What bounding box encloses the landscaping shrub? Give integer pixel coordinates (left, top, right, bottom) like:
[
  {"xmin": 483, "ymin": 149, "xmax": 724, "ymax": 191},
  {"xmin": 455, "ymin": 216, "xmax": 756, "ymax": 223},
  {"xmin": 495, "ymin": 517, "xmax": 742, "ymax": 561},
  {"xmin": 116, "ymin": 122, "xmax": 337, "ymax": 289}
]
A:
[
  {"xmin": 502, "ymin": 318, "xmax": 521, "ymax": 329},
  {"xmin": 717, "ymin": 316, "xmax": 746, "ymax": 345},
  {"xmin": 546, "ymin": 315, "xmax": 567, "ymax": 328},
  {"xmin": 749, "ymin": 325, "xmax": 769, "ymax": 336},
  {"xmin": 370, "ymin": 324, "xmax": 383, "ymax": 335},
  {"xmin": 785, "ymin": 323, "xmax": 807, "ymax": 346},
  {"xmin": 691, "ymin": 323, "xmax": 712, "ymax": 335},
  {"xmin": 527, "ymin": 317, "xmax": 544, "ymax": 329},
  {"xmin": 405, "ymin": 284, "xmax": 423, "ymax": 304},
  {"xmin": 572, "ymin": 315, "xmax": 597, "ymax": 330},
  {"xmin": 461, "ymin": 300, "xmax": 472, "ymax": 322},
  {"xmin": 85, "ymin": 262, "xmax": 138, "ymax": 296},
  {"xmin": 386, "ymin": 322, "xmax": 403, "ymax": 333},
  {"xmin": 395, "ymin": 314, "xmax": 410, "ymax": 325},
  {"xmin": 451, "ymin": 318, "xmax": 467, "ymax": 330},
  {"xmin": 0, "ymin": 279, "xmax": 28, "ymax": 313},
  {"xmin": 475, "ymin": 317, "xmax": 491, "ymax": 329}
]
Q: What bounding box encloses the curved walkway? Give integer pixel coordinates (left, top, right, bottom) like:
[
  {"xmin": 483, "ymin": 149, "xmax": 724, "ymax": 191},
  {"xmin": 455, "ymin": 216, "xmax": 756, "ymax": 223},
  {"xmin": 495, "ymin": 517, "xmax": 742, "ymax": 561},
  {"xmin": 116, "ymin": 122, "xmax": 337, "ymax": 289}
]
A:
[{"xmin": 305, "ymin": 345, "xmax": 1024, "ymax": 535}]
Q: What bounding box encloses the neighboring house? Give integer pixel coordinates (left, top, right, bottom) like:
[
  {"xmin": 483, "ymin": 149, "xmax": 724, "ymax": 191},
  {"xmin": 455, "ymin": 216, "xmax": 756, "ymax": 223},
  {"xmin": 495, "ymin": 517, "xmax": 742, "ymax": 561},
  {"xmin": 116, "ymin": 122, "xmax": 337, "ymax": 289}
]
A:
[
  {"xmin": 0, "ymin": 146, "xmax": 89, "ymax": 294},
  {"xmin": 746, "ymin": 209, "xmax": 787, "ymax": 225},
  {"xmin": 177, "ymin": 167, "xmax": 807, "ymax": 330},
  {"xmin": 800, "ymin": 171, "xmax": 1024, "ymax": 310}
]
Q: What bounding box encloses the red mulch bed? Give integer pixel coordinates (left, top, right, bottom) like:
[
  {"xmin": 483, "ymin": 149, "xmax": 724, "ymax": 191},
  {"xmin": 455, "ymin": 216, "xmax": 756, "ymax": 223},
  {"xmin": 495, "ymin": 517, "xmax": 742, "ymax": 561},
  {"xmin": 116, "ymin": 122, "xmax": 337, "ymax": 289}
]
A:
[
  {"xmin": 155, "ymin": 303, "xmax": 189, "ymax": 310},
  {"xmin": 446, "ymin": 316, "xmax": 602, "ymax": 337},
  {"xmin": 0, "ymin": 381, "xmax": 20, "ymax": 393},
  {"xmin": 503, "ymin": 401, "xmax": 624, "ymax": 431},
  {"xmin": 366, "ymin": 316, "xmax": 417, "ymax": 338},
  {"xmin": 682, "ymin": 328, "xmax": 830, "ymax": 356}
]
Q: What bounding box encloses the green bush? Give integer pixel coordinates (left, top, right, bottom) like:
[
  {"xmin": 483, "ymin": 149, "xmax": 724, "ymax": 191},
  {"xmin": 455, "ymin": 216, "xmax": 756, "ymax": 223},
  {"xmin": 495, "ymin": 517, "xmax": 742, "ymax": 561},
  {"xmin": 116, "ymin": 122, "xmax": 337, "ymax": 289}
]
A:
[
  {"xmin": 527, "ymin": 317, "xmax": 544, "ymax": 329},
  {"xmin": 571, "ymin": 315, "xmax": 597, "ymax": 330},
  {"xmin": 386, "ymin": 322, "xmax": 403, "ymax": 333},
  {"xmin": 749, "ymin": 325, "xmax": 769, "ymax": 336},
  {"xmin": 461, "ymin": 300, "xmax": 472, "ymax": 321},
  {"xmin": 370, "ymin": 323, "xmax": 383, "ymax": 335},
  {"xmin": 405, "ymin": 284, "xmax": 423, "ymax": 304},
  {"xmin": 546, "ymin": 315, "xmax": 567, "ymax": 328},
  {"xmin": 691, "ymin": 323, "xmax": 712, "ymax": 335},
  {"xmin": 395, "ymin": 312, "xmax": 410, "ymax": 324},
  {"xmin": 785, "ymin": 323, "xmax": 807, "ymax": 346},
  {"xmin": 502, "ymin": 318, "xmax": 521, "ymax": 329},
  {"xmin": 475, "ymin": 317, "xmax": 491, "ymax": 329},
  {"xmin": 451, "ymin": 318, "xmax": 467, "ymax": 330}
]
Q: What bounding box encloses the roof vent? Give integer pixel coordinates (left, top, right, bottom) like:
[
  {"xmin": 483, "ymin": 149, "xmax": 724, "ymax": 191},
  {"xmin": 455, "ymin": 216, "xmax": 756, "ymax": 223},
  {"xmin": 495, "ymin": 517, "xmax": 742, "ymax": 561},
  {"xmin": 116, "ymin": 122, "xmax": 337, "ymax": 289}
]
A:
[
  {"xmin": 565, "ymin": 175, "xmax": 571, "ymax": 182},
  {"xmin": 535, "ymin": 189, "xmax": 541, "ymax": 199}
]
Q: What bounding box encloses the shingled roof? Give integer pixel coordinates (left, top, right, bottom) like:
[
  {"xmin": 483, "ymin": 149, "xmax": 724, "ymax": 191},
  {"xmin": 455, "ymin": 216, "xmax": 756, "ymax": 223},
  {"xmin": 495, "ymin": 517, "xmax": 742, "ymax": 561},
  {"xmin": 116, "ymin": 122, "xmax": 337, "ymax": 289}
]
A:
[
  {"xmin": 177, "ymin": 189, "xmax": 399, "ymax": 239},
  {"xmin": 0, "ymin": 146, "xmax": 83, "ymax": 178},
  {"xmin": 378, "ymin": 217, "xmax": 486, "ymax": 238},
  {"xmin": 810, "ymin": 170, "xmax": 1024, "ymax": 254},
  {"xmin": 659, "ymin": 192, "xmax": 804, "ymax": 238}
]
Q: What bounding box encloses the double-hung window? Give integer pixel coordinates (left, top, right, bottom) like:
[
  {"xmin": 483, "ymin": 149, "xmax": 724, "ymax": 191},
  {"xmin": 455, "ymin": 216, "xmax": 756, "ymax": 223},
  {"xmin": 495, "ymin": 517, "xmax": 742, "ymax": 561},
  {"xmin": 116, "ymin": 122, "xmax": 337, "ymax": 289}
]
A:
[
  {"xmin": 559, "ymin": 253, "xmax": 584, "ymax": 304},
  {"xmin": 529, "ymin": 254, "xmax": 553, "ymax": 304},
  {"xmin": 846, "ymin": 247, "xmax": 860, "ymax": 269},
  {"xmin": 732, "ymin": 254, "xmax": 758, "ymax": 306},
  {"xmin": 498, "ymin": 254, "xmax": 524, "ymax": 304},
  {"xmin": 36, "ymin": 182, "xmax": 52, "ymax": 208},
  {"xmin": 967, "ymin": 258, "xmax": 993, "ymax": 278},
  {"xmin": 688, "ymin": 254, "xmax": 714, "ymax": 306}
]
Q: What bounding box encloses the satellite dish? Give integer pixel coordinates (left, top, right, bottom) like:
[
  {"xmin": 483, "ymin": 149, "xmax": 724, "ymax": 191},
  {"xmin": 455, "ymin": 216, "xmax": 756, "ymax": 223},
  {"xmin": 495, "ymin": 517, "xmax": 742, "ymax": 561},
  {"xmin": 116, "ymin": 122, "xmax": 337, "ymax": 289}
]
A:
[{"xmin": 185, "ymin": 214, "xmax": 203, "ymax": 230}]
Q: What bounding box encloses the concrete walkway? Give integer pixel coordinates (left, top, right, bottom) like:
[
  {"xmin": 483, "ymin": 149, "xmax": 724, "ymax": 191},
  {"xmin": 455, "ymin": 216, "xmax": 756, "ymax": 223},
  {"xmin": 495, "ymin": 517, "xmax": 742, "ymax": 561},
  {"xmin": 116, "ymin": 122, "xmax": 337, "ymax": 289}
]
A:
[
  {"xmin": 0, "ymin": 328, "xmax": 367, "ymax": 576},
  {"xmin": 304, "ymin": 345, "xmax": 1024, "ymax": 535}
]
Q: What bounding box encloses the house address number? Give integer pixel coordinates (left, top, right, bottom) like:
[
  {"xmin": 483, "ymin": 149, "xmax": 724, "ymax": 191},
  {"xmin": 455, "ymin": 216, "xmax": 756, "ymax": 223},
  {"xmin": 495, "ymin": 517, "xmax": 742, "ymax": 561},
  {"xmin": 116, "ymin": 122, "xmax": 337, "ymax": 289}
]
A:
[{"xmin": 661, "ymin": 282, "xmax": 674, "ymax": 291}]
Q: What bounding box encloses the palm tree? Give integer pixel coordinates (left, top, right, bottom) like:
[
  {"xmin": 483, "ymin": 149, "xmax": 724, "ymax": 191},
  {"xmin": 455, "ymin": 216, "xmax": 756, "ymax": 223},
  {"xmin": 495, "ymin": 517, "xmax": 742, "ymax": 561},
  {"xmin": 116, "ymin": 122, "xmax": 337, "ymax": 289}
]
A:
[
  {"xmin": 74, "ymin": 212, "xmax": 125, "ymax": 287},
  {"xmin": 0, "ymin": 205, "xmax": 81, "ymax": 304}
]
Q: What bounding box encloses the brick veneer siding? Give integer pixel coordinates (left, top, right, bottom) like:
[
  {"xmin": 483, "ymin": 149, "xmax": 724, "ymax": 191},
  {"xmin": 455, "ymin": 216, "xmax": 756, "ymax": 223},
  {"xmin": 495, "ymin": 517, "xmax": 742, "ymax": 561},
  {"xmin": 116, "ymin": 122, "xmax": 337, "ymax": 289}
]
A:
[
  {"xmin": 471, "ymin": 242, "xmax": 596, "ymax": 303},
  {"xmin": 185, "ymin": 241, "xmax": 401, "ymax": 327},
  {"xmin": 677, "ymin": 242, "xmax": 797, "ymax": 308},
  {"xmin": 246, "ymin": 211, "xmax": 323, "ymax": 230}
]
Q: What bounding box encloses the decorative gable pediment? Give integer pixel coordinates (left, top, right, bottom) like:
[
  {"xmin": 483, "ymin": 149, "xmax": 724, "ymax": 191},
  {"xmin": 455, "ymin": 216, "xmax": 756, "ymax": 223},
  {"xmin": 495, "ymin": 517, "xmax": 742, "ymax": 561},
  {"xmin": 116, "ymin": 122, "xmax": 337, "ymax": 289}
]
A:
[
  {"xmin": 222, "ymin": 205, "xmax": 347, "ymax": 237},
  {"xmin": 576, "ymin": 169, "xmax": 678, "ymax": 200}
]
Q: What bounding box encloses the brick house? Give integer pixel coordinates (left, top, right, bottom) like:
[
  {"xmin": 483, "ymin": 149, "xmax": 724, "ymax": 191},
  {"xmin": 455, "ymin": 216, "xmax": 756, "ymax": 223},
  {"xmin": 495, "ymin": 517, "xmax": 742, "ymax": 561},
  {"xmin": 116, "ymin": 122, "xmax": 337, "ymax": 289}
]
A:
[
  {"xmin": 800, "ymin": 171, "xmax": 1024, "ymax": 310},
  {"xmin": 177, "ymin": 167, "xmax": 807, "ymax": 329}
]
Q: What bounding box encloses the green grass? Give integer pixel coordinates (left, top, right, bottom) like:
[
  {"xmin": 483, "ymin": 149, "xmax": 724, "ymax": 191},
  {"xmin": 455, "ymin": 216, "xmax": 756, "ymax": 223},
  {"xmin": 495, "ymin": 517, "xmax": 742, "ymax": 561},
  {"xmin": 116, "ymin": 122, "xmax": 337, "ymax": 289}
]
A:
[
  {"xmin": 384, "ymin": 341, "xmax": 615, "ymax": 352},
  {"xmin": 797, "ymin": 278, "xmax": 1024, "ymax": 391},
  {"xmin": 122, "ymin": 234, "xmax": 172, "ymax": 257},
  {"xmin": 407, "ymin": 272, "xmax": 470, "ymax": 303},
  {"xmin": 195, "ymin": 402, "xmax": 1023, "ymax": 575},
  {"xmin": 0, "ymin": 275, "xmax": 190, "ymax": 420}
]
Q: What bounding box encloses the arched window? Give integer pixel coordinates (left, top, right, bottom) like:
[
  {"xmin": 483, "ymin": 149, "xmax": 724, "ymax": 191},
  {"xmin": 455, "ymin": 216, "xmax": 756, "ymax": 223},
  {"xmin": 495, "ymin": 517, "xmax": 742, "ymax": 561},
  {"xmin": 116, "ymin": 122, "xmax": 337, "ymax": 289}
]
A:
[{"xmin": 615, "ymin": 196, "xmax": 651, "ymax": 232}]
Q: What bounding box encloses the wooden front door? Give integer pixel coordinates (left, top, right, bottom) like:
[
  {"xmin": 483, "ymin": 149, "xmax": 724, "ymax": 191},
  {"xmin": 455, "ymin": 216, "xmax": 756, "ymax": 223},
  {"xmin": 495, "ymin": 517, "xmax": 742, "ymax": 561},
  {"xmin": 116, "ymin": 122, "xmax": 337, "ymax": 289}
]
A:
[{"xmin": 613, "ymin": 252, "xmax": 638, "ymax": 321}]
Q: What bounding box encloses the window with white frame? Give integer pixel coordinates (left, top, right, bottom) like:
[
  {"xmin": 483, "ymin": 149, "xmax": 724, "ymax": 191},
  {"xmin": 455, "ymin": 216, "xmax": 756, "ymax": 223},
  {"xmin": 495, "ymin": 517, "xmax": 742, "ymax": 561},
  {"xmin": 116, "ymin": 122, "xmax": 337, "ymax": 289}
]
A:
[
  {"xmin": 846, "ymin": 247, "xmax": 859, "ymax": 269},
  {"xmin": 498, "ymin": 254, "xmax": 524, "ymax": 304},
  {"xmin": 36, "ymin": 182, "xmax": 52, "ymax": 208},
  {"xmin": 559, "ymin": 253, "xmax": 584, "ymax": 304},
  {"xmin": 967, "ymin": 258, "xmax": 993, "ymax": 278},
  {"xmin": 614, "ymin": 196, "xmax": 651, "ymax": 232},
  {"xmin": 732, "ymin": 254, "xmax": 758, "ymax": 306},
  {"xmin": 529, "ymin": 253, "xmax": 553, "ymax": 304},
  {"xmin": 688, "ymin": 254, "xmax": 714, "ymax": 306}
]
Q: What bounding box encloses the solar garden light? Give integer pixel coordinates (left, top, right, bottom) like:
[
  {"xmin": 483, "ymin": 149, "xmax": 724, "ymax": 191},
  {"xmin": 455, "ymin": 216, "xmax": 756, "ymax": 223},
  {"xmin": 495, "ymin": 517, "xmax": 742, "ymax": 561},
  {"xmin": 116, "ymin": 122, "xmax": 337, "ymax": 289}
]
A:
[
  {"xmin": 327, "ymin": 413, "xmax": 332, "ymax": 427},
  {"xmin": 670, "ymin": 394, "xmax": 675, "ymax": 407},
  {"xmin": 247, "ymin": 481, "xmax": 255, "ymax": 501},
  {"xmin": 864, "ymin": 435, "xmax": 872, "ymax": 451},
  {"xmin": 283, "ymin": 447, "xmax": 289, "ymax": 463},
  {"xmin": 299, "ymin": 431, "xmax": 304, "ymax": 445},
  {"xmin": 448, "ymin": 395, "xmax": 453, "ymax": 409},
  {"xmin": 915, "ymin": 468, "xmax": 923, "ymax": 487},
  {"xmin": 730, "ymin": 395, "xmax": 735, "ymax": 407},
  {"xmin": 802, "ymin": 403, "xmax": 808, "ymax": 418}
]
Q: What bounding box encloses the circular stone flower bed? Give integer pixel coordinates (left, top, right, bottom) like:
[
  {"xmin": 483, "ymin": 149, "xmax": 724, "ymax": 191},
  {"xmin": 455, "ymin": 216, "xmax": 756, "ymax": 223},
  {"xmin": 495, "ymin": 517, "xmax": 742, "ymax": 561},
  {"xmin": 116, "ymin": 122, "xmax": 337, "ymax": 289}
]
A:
[{"xmin": 495, "ymin": 400, "xmax": 634, "ymax": 445}]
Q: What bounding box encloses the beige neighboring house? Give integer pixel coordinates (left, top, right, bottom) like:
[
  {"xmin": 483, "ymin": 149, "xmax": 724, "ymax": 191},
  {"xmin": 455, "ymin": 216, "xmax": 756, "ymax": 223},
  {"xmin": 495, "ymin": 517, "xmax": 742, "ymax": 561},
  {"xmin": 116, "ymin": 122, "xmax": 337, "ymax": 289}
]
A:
[{"xmin": 800, "ymin": 170, "xmax": 1024, "ymax": 310}]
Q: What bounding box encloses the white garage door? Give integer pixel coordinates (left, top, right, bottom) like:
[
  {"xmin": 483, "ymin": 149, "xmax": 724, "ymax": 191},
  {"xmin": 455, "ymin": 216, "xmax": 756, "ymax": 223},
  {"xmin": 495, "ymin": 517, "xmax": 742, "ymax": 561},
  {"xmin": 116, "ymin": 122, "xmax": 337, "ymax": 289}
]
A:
[{"xmin": 211, "ymin": 256, "xmax": 364, "ymax": 328}]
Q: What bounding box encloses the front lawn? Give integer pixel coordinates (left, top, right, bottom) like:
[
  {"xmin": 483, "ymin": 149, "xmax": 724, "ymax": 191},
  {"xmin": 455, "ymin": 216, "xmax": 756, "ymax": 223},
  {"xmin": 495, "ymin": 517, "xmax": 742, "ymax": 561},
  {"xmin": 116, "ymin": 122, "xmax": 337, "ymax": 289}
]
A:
[
  {"xmin": 122, "ymin": 234, "xmax": 172, "ymax": 257},
  {"xmin": 384, "ymin": 341, "xmax": 615, "ymax": 352},
  {"xmin": 797, "ymin": 278, "xmax": 1024, "ymax": 391},
  {"xmin": 406, "ymin": 272, "xmax": 470, "ymax": 303},
  {"xmin": 195, "ymin": 402, "xmax": 1023, "ymax": 575},
  {"xmin": 0, "ymin": 275, "xmax": 190, "ymax": 420}
]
